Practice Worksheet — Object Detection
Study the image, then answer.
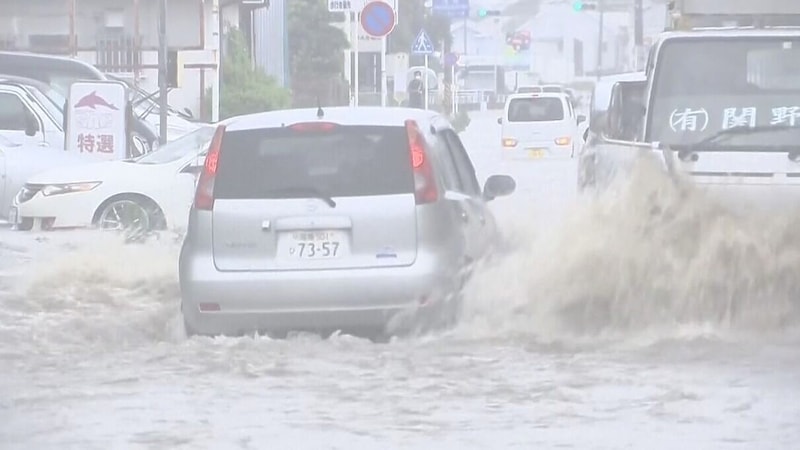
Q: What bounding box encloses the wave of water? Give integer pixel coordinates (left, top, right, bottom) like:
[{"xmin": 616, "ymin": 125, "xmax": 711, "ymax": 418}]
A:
[
  {"xmin": 3, "ymin": 157, "xmax": 800, "ymax": 355},
  {"xmin": 0, "ymin": 232, "xmax": 184, "ymax": 359},
  {"xmin": 456, "ymin": 156, "xmax": 800, "ymax": 344}
]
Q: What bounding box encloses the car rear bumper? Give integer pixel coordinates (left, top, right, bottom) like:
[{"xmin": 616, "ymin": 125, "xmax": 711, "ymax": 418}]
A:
[
  {"xmin": 501, "ymin": 144, "xmax": 574, "ymax": 161},
  {"xmin": 179, "ymin": 248, "xmax": 460, "ymax": 336}
]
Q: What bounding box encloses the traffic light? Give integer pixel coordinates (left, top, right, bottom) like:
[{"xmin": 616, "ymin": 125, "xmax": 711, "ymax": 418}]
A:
[
  {"xmin": 477, "ymin": 8, "xmax": 501, "ymax": 18},
  {"xmin": 505, "ymin": 31, "xmax": 531, "ymax": 52},
  {"xmin": 572, "ymin": 1, "xmax": 597, "ymax": 11}
]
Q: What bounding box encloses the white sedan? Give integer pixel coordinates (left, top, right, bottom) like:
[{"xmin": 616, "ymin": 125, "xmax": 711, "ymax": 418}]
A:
[
  {"xmin": 12, "ymin": 125, "xmax": 215, "ymax": 232},
  {"xmin": 1, "ymin": 135, "xmax": 88, "ymax": 226}
]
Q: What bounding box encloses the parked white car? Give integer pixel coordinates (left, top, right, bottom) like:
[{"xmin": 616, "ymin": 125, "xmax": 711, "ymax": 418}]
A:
[
  {"xmin": 11, "ymin": 124, "xmax": 216, "ymax": 232},
  {"xmin": 0, "ymin": 76, "xmax": 66, "ymax": 148},
  {"xmin": 1, "ymin": 135, "xmax": 87, "ymax": 226},
  {"xmin": 106, "ymin": 74, "xmax": 202, "ymax": 141}
]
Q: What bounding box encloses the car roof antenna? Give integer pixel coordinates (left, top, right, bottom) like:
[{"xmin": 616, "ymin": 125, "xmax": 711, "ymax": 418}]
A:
[{"xmin": 316, "ymin": 96, "xmax": 324, "ymax": 119}]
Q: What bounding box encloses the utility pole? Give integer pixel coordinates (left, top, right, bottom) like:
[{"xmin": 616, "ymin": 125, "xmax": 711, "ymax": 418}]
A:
[
  {"xmin": 634, "ymin": 0, "xmax": 644, "ymax": 70},
  {"xmin": 596, "ymin": 0, "xmax": 604, "ymax": 80},
  {"xmin": 158, "ymin": 0, "xmax": 168, "ymax": 145}
]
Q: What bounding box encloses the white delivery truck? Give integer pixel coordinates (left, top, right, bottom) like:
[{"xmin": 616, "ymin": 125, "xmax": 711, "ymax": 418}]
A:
[{"xmin": 578, "ymin": 0, "xmax": 800, "ymax": 211}]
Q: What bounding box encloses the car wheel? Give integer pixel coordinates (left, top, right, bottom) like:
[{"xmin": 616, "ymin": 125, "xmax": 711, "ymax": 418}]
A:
[
  {"xmin": 183, "ymin": 316, "xmax": 199, "ymax": 338},
  {"xmin": 95, "ymin": 195, "xmax": 165, "ymax": 241},
  {"xmin": 577, "ymin": 155, "xmax": 597, "ymax": 193}
]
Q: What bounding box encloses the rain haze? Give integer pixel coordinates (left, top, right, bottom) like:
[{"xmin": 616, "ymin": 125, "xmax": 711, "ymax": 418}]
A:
[{"xmin": 1, "ymin": 0, "xmax": 799, "ymax": 448}]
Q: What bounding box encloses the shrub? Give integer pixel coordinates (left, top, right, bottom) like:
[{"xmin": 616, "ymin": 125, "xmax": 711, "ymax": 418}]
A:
[{"xmin": 205, "ymin": 28, "xmax": 290, "ymax": 120}]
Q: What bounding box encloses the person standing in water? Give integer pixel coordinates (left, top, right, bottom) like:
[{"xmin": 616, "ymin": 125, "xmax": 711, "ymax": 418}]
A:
[{"xmin": 407, "ymin": 71, "xmax": 424, "ymax": 109}]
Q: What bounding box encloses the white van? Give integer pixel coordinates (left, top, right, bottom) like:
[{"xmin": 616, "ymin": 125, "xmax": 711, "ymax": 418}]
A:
[{"xmin": 497, "ymin": 92, "xmax": 585, "ymax": 160}]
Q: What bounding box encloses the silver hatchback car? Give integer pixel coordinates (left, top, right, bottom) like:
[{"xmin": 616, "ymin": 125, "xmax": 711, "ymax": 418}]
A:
[{"xmin": 179, "ymin": 106, "xmax": 516, "ymax": 337}]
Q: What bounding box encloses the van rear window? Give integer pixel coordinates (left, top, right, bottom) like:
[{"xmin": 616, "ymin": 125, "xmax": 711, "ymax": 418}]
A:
[
  {"xmin": 213, "ymin": 125, "xmax": 415, "ymax": 199},
  {"xmin": 507, "ymin": 97, "xmax": 565, "ymax": 122}
]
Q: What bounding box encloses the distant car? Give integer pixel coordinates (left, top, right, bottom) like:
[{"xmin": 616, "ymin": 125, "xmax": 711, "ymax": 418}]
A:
[
  {"xmin": 11, "ymin": 124, "xmax": 216, "ymax": 232},
  {"xmin": 0, "ymin": 75, "xmax": 68, "ymax": 148},
  {"xmin": 540, "ymin": 84, "xmax": 564, "ymax": 93},
  {"xmin": 1, "ymin": 135, "xmax": 86, "ymax": 226},
  {"xmin": 516, "ymin": 85, "xmax": 543, "ymax": 94},
  {"xmin": 497, "ymin": 92, "xmax": 586, "ymax": 160},
  {"xmin": 586, "ymin": 71, "xmax": 646, "ymax": 141},
  {"xmin": 516, "ymin": 84, "xmax": 564, "ymax": 94},
  {"xmin": 179, "ymin": 106, "xmax": 517, "ymax": 338}
]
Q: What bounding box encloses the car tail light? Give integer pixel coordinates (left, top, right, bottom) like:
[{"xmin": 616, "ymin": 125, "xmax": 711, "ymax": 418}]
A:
[
  {"xmin": 288, "ymin": 122, "xmax": 338, "ymax": 132},
  {"xmin": 502, "ymin": 138, "xmax": 518, "ymax": 148},
  {"xmin": 405, "ymin": 119, "xmax": 438, "ymax": 204},
  {"xmin": 555, "ymin": 136, "xmax": 571, "ymax": 146},
  {"xmin": 195, "ymin": 124, "xmax": 226, "ymax": 211}
]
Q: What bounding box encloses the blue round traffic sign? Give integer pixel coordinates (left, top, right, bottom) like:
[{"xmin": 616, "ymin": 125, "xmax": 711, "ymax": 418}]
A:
[
  {"xmin": 444, "ymin": 52, "xmax": 458, "ymax": 67},
  {"xmin": 360, "ymin": 1, "xmax": 396, "ymax": 38}
]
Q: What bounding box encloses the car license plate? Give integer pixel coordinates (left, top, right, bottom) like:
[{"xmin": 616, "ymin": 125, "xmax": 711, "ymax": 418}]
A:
[
  {"xmin": 282, "ymin": 230, "xmax": 346, "ymax": 259},
  {"xmin": 528, "ymin": 149, "xmax": 545, "ymax": 159},
  {"xmin": 8, "ymin": 207, "xmax": 18, "ymax": 227}
]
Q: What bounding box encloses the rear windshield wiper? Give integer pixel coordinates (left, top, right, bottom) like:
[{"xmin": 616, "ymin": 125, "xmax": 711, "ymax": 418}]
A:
[{"xmin": 265, "ymin": 186, "xmax": 336, "ymax": 208}]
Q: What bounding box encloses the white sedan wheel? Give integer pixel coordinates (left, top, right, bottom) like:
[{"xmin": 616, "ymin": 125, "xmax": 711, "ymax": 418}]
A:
[{"xmin": 98, "ymin": 199, "xmax": 152, "ymax": 239}]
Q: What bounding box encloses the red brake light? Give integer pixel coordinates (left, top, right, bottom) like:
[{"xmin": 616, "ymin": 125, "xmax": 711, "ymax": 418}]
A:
[
  {"xmin": 195, "ymin": 124, "xmax": 226, "ymax": 211},
  {"xmin": 288, "ymin": 122, "xmax": 338, "ymax": 132},
  {"xmin": 404, "ymin": 119, "xmax": 438, "ymax": 204}
]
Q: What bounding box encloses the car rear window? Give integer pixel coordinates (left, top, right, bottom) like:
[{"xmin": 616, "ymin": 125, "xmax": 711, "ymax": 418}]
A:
[
  {"xmin": 214, "ymin": 125, "xmax": 414, "ymax": 199},
  {"xmin": 507, "ymin": 97, "xmax": 565, "ymax": 122}
]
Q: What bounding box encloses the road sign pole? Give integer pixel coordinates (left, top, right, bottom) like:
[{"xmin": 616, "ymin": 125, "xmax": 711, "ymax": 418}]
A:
[
  {"xmin": 344, "ymin": 10, "xmax": 351, "ymax": 92},
  {"xmin": 424, "ymin": 54, "xmax": 429, "ymax": 110},
  {"xmin": 354, "ymin": 10, "xmax": 360, "ymax": 107},
  {"xmin": 451, "ymin": 64, "xmax": 456, "ymax": 115},
  {"xmin": 158, "ymin": 0, "xmax": 168, "ymax": 144},
  {"xmin": 359, "ymin": 0, "xmax": 397, "ymax": 107},
  {"xmin": 381, "ymin": 35, "xmax": 387, "ymax": 107}
]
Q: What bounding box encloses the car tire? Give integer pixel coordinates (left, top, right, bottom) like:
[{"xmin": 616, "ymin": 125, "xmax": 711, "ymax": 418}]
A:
[
  {"xmin": 183, "ymin": 315, "xmax": 199, "ymax": 338},
  {"xmin": 94, "ymin": 194, "xmax": 166, "ymax": 240}
]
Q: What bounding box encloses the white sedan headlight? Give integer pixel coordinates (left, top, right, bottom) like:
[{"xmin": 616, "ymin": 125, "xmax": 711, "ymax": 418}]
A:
[{"xmin": 41, "ymin": 182, "xmax": 102, "ymax": 197}]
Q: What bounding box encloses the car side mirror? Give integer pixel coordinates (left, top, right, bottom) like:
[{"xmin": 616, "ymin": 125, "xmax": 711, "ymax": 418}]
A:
[
  {"xmin": 482, "ymin": 174, "xmax": 516, "ymax": 201},
  {"xmin": 577, "ymin": 114, "xmax": 586, "ymax": 124},
  {"xmin": 497, "ymin": 117, "xmax": 502, "ymax": 125},
  {"xmin": 24, "ymin": 114, "xmax": 40, "ymax": 137},
  {"xmin": 181, "ymin": 163, "xmax": 203, "ymax": 175},
  {"xmin": 183, "ymin": 107, "xmax": 194, "ymax": 118}
]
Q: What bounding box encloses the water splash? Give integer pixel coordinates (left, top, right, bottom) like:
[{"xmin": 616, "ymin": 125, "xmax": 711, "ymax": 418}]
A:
[
  {"xmin": 1, "ymin": 231, "xmax": 183, "ymax": 356},
  {"xmin": 456, "ymin": 156, "xmax": 800, "ymax": 343}
]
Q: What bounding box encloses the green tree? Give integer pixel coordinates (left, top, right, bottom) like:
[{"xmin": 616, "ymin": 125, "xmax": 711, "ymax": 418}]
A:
[
  {"xmin": 210, "ymin": 28, "xmax": 290, "ymax": 120},
  {"xmin": 288, "ymin": 0, "xmax": 350, "ymax": 79}
]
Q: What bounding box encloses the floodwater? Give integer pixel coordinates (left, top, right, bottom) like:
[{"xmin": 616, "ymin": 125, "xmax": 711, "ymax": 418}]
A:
[{"xmin": 1, "ymin": 112, "xmax": 799, "ymax": 449}]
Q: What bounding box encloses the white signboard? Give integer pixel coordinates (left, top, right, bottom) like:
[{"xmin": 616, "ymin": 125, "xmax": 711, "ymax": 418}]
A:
[
  {"xmin": 330, "ymin": 0, "xmax": 396, "ymax": 15},
  {"xmin": 66, "ymin": 81, "xmax": 128, "ymax": 160},
  {"xmin": 328, "ymin": 0, "xmax": 354, "ymax": 12}
]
